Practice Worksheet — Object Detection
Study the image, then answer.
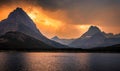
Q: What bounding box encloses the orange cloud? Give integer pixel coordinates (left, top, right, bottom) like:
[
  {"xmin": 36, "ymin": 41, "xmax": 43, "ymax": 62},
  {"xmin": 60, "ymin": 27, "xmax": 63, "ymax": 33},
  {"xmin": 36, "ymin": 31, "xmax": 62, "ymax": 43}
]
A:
[{"xmin": 0, "ymin": 0, "xmax": 120, "ymax": 39}]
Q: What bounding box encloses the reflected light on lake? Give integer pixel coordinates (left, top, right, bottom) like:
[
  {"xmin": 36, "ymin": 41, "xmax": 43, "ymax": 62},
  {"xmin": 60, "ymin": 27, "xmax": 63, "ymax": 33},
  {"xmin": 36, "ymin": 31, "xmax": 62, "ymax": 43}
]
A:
[{"xmin": 0, "ymin": 52, "xmax": 120, "ymax": 71}]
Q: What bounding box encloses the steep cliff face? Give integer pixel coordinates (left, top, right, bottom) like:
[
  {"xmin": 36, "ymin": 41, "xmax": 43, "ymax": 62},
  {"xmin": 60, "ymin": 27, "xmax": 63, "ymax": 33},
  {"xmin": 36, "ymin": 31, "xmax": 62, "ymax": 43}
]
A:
[
  {"xmin": 0, "ymin": 7, "xmax": 67, "ymax": 48},
  {"xmin": 0, "ymin": 7, "xmax": 42, "ymax": 38}
]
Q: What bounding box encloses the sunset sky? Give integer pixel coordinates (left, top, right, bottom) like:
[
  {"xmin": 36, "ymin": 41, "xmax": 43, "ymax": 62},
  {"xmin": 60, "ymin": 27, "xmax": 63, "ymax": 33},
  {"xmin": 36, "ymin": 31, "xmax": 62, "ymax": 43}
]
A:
[{"xmin": 0, "ymin": 0, "xmax": 120, "ymax": 39}]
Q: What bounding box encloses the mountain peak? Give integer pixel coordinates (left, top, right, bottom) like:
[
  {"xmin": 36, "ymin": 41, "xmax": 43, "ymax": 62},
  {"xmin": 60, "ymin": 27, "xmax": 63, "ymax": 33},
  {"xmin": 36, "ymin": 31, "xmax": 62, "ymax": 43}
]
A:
[
  {"xmin": 14, "ymin": 7, "xmax": 24, "ymax": 12},
  {"xmin": 0, "ymin": 7, "xmax": 42, "ymax": 36},
  {"xmin": 52, "ymin": 36, "xmax": 59, "ymax": 40},
  {"xmin": 89, "ymin": 26, "xmax": 101, "ymax": 32},
  {"xmin": 80, "ymin": 26, "xmax": 102, "ymax": 38},
  {"xmin": 16, "ymin": 7, "xmax": 22, "ymax": 10},
  {"xmin": 0, "ymin": 7, "xmax": 67, "ymax": 48},
  {"xmin": 4, "ymin": 7, "xmax": 41, "ymax": 33},
  {"xmin": 87, "ymin": 26, "xmax": 101, "ymax": 33},
  {"xmin": 8, "ymin": 7, "xmax": 26, "ymax": 19}
]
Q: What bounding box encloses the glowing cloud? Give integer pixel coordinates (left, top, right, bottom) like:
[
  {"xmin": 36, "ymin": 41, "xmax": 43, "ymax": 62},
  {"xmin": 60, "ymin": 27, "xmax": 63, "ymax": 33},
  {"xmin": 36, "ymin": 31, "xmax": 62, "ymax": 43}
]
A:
[{"xmin": 0, "ymin": 0, "xmax": 120, "ymax": 38}]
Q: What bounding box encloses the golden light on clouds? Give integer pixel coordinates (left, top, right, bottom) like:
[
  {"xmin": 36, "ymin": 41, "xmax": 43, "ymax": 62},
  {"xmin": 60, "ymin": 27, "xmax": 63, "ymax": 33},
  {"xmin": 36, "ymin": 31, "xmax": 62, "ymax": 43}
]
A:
[
  {"xmin": 77, "ymin": 25, "xmax": 90, "ymax": 31},
  {"xmin": 0, "ymin": 6, "xmax": 101, "ymax": 39},
  {"xmin": 27, "ymin": 7, "xmax": 62, "ymax": 28},
  {"xmin": 0, "ymin": 2, "xmax": 119, "ymax": 39},
  {"xmin": 22, "ymin": 7, "xmax": 90, "ymax": 39},
  {"xmin": 26, "ymin": 7, "xmax": 64, "ymax": 38}
]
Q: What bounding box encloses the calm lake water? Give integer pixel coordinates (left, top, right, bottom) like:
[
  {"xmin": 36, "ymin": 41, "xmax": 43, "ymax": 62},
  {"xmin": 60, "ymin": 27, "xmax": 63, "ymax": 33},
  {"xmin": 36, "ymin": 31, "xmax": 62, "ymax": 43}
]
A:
[{"xmin": 0, "ymin": 52, "xmax": 120, "ymax": 71}]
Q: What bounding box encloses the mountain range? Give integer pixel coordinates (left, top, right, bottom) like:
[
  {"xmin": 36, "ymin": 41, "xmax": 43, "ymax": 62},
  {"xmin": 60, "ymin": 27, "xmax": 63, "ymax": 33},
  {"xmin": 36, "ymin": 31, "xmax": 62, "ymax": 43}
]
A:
[
  {"xmin": 51, "ymin": 36, "xmax": 74, "ymax": 45},
  {"xmin": 0, "ymin": 7, "xmax": 67, "ymax": 48},
  {"xmin": 52, "ymin": 26, "xmax": 120, "ymax": 49},
  {"xmin": 0, "ymin": 32, "xmax": 55, "ymax": 50},
  {"xmin": 70, "ymin": 26, "xmax": 120, "ymax": 48},
  {"xmin": 0, "ymin": 7, "xmax": 120, "ymax": 50}
]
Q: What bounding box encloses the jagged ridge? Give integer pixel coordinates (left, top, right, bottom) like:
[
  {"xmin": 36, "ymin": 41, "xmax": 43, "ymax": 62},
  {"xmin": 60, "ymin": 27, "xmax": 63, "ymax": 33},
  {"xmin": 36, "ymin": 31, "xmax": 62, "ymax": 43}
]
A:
[{"xmin": 0, "ymin": 7, "xmax": 67, "ymax": 48}]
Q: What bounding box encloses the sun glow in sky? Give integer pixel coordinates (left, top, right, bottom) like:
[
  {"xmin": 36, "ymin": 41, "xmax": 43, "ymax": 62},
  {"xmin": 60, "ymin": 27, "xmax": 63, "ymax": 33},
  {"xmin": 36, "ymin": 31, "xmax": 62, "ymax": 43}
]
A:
[
  {"xmin": 27, "ymin": 8, "xmax": 62, "ymax": 28},
  {"xmin": 26, "ymin": 7, "xmax": 66, "ymax": 38},
  {"xmin": 0, "ymin": 6, "xmax": 89, "ymax": 39},
  {"xmin": 0, "ymin": 0, "xmax": 120, "ymax": 39},
  {"xmin": 27, "ymin": 8, "xmax": 90, "ymax": 38}
]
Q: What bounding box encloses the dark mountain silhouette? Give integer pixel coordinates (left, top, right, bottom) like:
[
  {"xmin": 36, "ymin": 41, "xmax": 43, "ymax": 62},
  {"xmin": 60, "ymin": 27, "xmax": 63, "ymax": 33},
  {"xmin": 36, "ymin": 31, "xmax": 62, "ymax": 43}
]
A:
[
  {"xmin": 0, "ymin": 7, "xmax": 67, "ymax": 48},
  {"xmin": 0, "ymin": 32, "xmax": 119, "ymax": 52},
  {"xmin": 90, "ymin": 44, "xmax": 120, "ymax": 52},
  {"xmin": 0, "ymin": 32, "xmax": 55, "ymax": 51}
]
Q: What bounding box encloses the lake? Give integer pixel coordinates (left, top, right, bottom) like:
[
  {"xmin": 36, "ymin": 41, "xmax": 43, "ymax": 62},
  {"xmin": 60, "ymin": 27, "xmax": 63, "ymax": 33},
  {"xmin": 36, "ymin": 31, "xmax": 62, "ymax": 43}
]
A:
[{"xmin": 0, "ymin": 52, "xmax": 120, "ymax": 71}]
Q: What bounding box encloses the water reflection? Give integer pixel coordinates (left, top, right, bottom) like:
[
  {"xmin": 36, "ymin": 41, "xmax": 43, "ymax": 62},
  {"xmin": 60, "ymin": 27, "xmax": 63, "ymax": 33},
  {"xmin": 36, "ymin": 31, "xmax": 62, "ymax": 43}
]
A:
[
  {"xmin": 50, "ymin": 53, "xmax": 81, "ymax": 71},
  {"xmin": 1, "ymin": 52, "xmax": 27, "ymax": 71},
  {"xmin": 76, "ymin": 53, "xmax": 90, "ymax": 71},
  {"xmin": 0, "ymin": 53, "xmax": 6, "ymax": 71},
  {"xmin": 26, "ymin": 53, "xmax": 90, "ymax": 71},
  {"xmin": 89, "ymin": 53, "xmax": 120, "ymax": 71},
  {"xmin": 0, "ymin": 52, "xmax": 120, "ymax": 71}
]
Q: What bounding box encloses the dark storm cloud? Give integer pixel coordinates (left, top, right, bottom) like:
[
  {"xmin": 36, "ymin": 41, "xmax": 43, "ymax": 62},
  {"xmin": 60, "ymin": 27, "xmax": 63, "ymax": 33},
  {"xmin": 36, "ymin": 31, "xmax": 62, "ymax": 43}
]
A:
[
  {"xmin": 1, "ymin": 0, "xmax": 120, "ymax": 10},
  {"xmin": 35, "ymin": 0, "xmax": 59, "ymax": 10},
  {"xmin": 35, "ymin": 0, "xmax": 120, "ymax": 10},
  {"xmin": 34, "ymin": 0, "xmax": 120, "ymax": 26},
  {"xmin": 0, "ymin": 0, "xmax": 12, "ymax": 6},
  {"xmin": 0, "ymin": 0, "xmax": 120, "ymax": 38},
  {"xmin": 0, "ymin": 0, "xmax": 120, "ymax": 26}
]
